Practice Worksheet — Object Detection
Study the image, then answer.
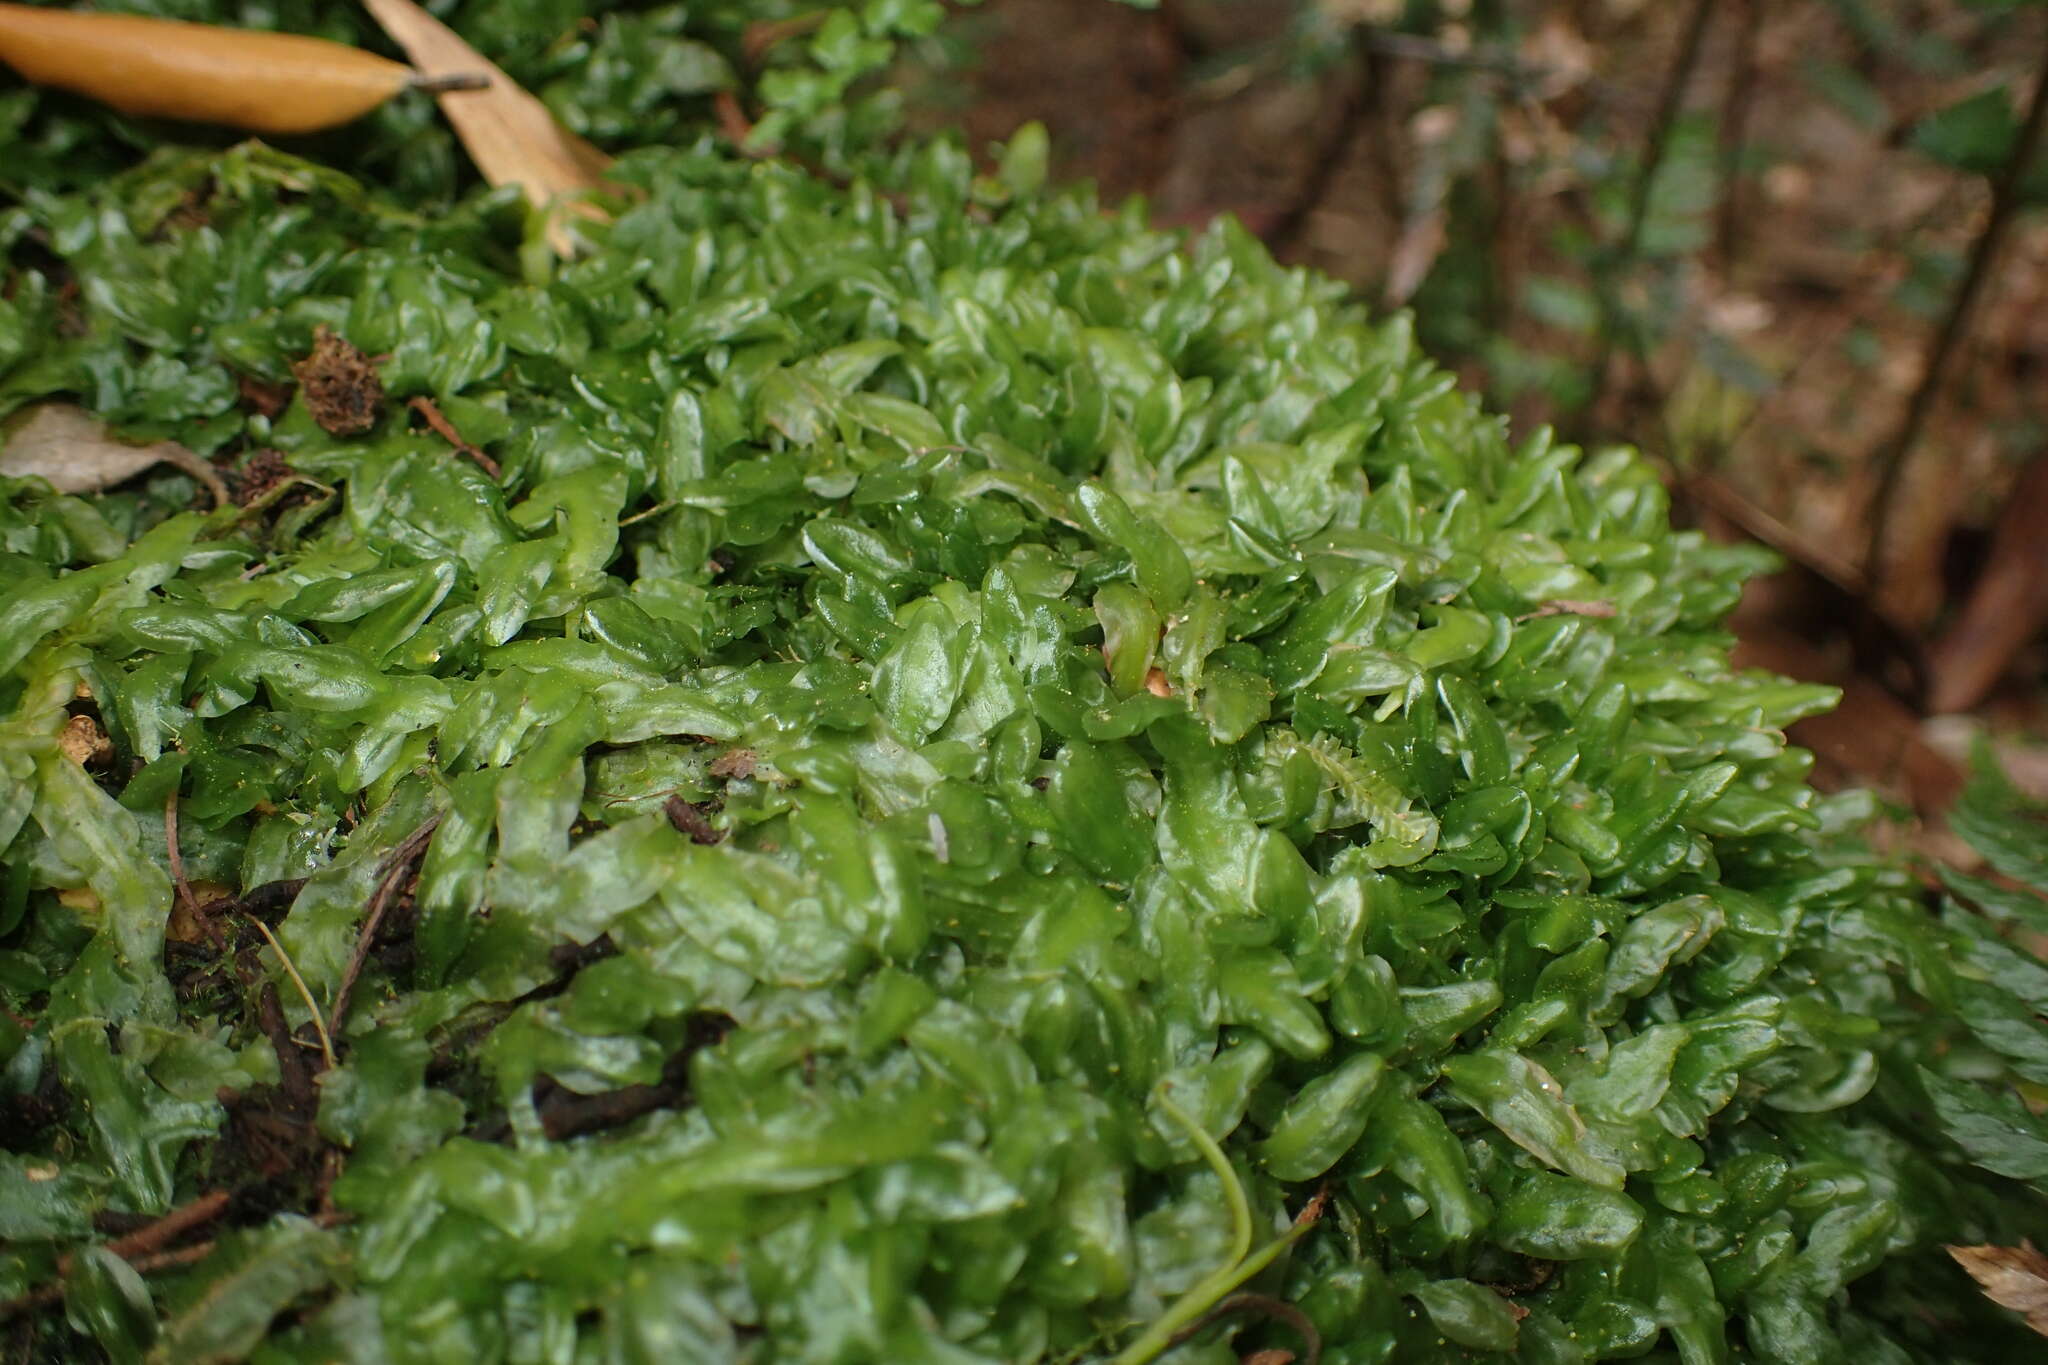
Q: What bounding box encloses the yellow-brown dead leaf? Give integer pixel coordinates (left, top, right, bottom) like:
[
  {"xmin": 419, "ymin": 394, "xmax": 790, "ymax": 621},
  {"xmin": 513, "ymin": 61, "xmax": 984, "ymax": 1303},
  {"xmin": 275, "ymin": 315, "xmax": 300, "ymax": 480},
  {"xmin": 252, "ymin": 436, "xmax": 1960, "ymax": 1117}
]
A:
[
  {"xmin": 358, "ymin": 0, "xmax": 613, "ymax": 254},
  {"xmin": 166, "ymin": 880, "xmax": 234, "ymax": 944},
  {"xmin": 1948, "ymin": 1242, "xmax": 2048, "ymax": 1337},
  {"xmin": 57, "ymin": 714, "xmax": 112, "ymax": 769}
]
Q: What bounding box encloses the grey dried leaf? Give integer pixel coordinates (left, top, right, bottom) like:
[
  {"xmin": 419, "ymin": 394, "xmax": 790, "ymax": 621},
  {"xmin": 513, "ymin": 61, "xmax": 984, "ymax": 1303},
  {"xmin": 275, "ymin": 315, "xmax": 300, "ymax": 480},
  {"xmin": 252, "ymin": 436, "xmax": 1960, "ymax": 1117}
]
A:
[{"xmin": 0, "ymin": 403, "xmax": 228, "ymax": 505}]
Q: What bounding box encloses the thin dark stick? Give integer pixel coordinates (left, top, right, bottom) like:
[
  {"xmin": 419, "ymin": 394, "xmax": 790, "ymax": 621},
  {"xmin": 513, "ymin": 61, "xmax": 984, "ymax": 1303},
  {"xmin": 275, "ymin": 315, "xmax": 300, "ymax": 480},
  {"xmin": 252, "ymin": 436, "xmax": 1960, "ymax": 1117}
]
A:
[
  {"xmin": 53, "ymin": 1191, "xmax": 231, "ymax": 1278},
  {"xmin": 124, "ymin": 1243, "xmax": 219, "ymax": 1276},
  {"xmin": 256, "ymin": 980, "xmax": 318, "ymax": 1113},
  {"xmin": 327, "ymin": 815, "xmax": 442, "ymax": 1042},
  {"xmin": 1714, "ymin": 0, "xmax": 1763, "ymax": 266},
  {"xmin": 1685, "ymin": 471, "xmax": 1868, "ymax": 596},
  {"xmin": 1864, "ymin": 42, "xmax": 2048, "ymax": 587},
  {"xmin": 407, "ymin": 396, "xmax": 500, "ymax": 479},
  {"xmin": 228, "ymin": 878, "xmax": 311, "ymax": 924},
  {"xmin": 1265, "ymin": 39, "xmax": 1377, "ymax": 260},
  {"xmin": 1, "ymin": 1193, "xmax": 235, "ymax": 1321},
  {"xmin": 410, "ymin": 72, "xmax": 490, "ymax": 94},
  {"xmin": 1162, "ymin": 1292, "xmax": 1322, "ymax": 1365},
  {"xmin": 1623, "ymin": 0, "xmax": 1716, "ymax": 262},
  {"xmin": 1357, "ymin": 29, "xmax": 1553, "ymax": 82},
  {"xmin": 1590, "ymin": 0, "xmax": 1716, "ymax": 419},
  {"xmin": 0, "ymin": 1282, "xmax": 62, "ymax": 1322},
  {"xmin": 100, "ymin": 1190, "xmax": 231, "ymax": 1264},
  {"xmin": 163, "ymin": 792, "xmax": 225, "ymax": 953}
]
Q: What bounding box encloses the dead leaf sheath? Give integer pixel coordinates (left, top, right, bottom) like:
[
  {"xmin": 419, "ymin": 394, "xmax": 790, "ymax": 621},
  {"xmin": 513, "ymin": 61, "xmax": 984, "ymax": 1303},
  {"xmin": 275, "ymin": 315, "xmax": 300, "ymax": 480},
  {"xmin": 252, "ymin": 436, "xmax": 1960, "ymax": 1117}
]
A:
[{"xmin": 0, "ymin": 3, "xmax": 415, "ymax": 134}]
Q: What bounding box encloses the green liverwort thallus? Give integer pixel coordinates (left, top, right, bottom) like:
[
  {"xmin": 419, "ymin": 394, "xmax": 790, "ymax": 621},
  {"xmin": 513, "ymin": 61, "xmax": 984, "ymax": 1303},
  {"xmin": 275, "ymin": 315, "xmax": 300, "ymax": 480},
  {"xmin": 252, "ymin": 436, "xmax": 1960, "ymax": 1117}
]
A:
[{"xmin": 3, "ymin": 11, "xmax": 2047, "ymax": 1356}]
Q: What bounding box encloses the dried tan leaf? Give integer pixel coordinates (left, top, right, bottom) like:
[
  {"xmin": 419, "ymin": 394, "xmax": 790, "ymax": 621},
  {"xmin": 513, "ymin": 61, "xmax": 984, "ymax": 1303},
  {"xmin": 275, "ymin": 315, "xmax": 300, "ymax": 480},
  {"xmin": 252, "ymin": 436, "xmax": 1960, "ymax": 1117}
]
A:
[
  {"xmin": 1519, "ymin": 15, "xmax": 1593, "ymax": 100},
  {"xmin": 1519, "ymin": 599, "xmax": 1619, "ymax": 622},
  {"xmin": 1383, "ymin": 106, "xmax": 1457, "ymax": 307},
  {"xmin": 708, "ymin": 748, "xmax": 757, "ymax": 780},
  {"xmin": 1949, "ymin": 1242, "xmax": 2048, "ymax": 1336},
  {"xmin": 166, "ymin": 880, "xmax": 233, "ymax": 945},
  {"xmin": 0, "ymin": 403, "xmax": 228, "ymax": 505},
  {"xmin": 57, "ymin": 714, "xmax": 111, "ymax": 769},
  {"xmin": 1926, "ymin": 451, "xmax": 2048, "ymax": 715},
  {"xmin": 357, "ymin": 0, "xmax": 613, "ymax": 254},
  {"xmin": 1730, "ymin": 622, "xmax": 1965, "ymax": 820}
]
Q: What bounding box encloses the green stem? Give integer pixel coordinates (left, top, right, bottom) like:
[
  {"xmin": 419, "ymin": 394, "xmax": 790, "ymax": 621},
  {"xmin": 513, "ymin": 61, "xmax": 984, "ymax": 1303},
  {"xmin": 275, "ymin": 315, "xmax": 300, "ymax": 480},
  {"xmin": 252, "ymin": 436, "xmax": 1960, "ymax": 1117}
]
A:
[{"xmin": 1110, "ymin": 1086, "xmax": 1315, "ymax": 1365}]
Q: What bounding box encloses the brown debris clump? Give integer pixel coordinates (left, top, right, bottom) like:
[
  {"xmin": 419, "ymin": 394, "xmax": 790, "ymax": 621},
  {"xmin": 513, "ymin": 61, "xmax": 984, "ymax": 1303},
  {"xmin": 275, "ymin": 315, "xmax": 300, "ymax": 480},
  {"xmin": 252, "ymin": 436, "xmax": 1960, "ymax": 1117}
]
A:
[
  {"xmin": 290, "ymin": 326, "xmax": 385, "ymax": 437},
  {"xmin": 233, "ymin": 449, "xmax": 298, "ymax": 507},
  {"xmin": 57, "ymin": 713, "xmax": 112, "ymax": 768},
  {"xmin": 707, "ymin": 748, "xmax": 757, "ymax": 780}
]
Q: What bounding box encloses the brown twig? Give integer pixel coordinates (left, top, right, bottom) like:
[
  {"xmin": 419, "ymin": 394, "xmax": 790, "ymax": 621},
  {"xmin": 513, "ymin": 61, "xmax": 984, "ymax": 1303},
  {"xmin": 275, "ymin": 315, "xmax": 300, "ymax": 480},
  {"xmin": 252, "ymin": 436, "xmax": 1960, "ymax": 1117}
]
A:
[
  {"xmin": 714, "ymin": 89, "xmax": 770, "ymax": 157},
  {"xmin": 410, "ymin": 72, "xmax": 491, "ymax": 94},
  {"xmin": 226, "ymin": 878, "xmax": 311, "ymax": 925},
  {"xmin": 407, "ymin": 396, "xmax": 500, "ymax": 479},
  {"xmin": 1590, "ymin": 0, "xmax": 1716, "ymax": 416},
  {"xmin": 1265, "ymin": 35, "xmax": 1377, "ymax": 260},
  {"xmin": 1925, "ymin": 451, "xmax": 2048, "ymax": 714},
  {"xmin": 1623, "ymin": 0, "xmax": 1716, "ymax": 265},
  {"xmin": 1, "ymin": 1192, "xmax": 234, "ymax": 1322},
  {"xmin": 124, "ymin": 1242, "xmax": 220, "ymax": 1276},
  {"xmin": 741, "ymin": 12, "xmax": 826, "ymax": 66},
  {"xmin": 663, "ymin": 795, "xmax": 726, "ymax": 845},
  {"xmin": 327, "ymin": 815, "xmax": 442, "ymax": 1042},
  {"xmin": 101, "ymin": 1192, "xmax": 229, "ymax": 1261},
  {"xmin": 0, "ymin": 1281, "xmax": 63, "ymax": 1322},
  {"xmin": 1864, "ymin": 41, "xmax": 2048, "ymax": 589},
  {"xmin": 1355, "ymin": 29, "xmax": 1556, "ymax": 82},
  {"xmin": 247, "ymin": 918, "xmax": 335, "ymax": 1074},
  {"xmin": 533, "ymin": 1073, "xmax": 684, "ymax": 1141},
  {"xmin": 1714, "ymin": 0, "xmax": 1763, "ymax": 266},
  {"xmin": 1162, "ymin": 1293, "xmax": 1321, "ymax": 1365},
  {"xmin": 0, "ymin": 1208, "xmax": 358, "ymax": 1322},
  {"xmin": 55, "ymin": 1191, "xmax": 231, "ymax": 1278},
  {"xmin": 1684, "ymin": 472, "xmax": 1869, "ymax": 598},
  {"xmin": 164, "ymin": 791, "xmax": 226, "ymax": 953},
  {"xmin": 254, "ymin": 980, "xmax": 318, "ymax": 1114}
]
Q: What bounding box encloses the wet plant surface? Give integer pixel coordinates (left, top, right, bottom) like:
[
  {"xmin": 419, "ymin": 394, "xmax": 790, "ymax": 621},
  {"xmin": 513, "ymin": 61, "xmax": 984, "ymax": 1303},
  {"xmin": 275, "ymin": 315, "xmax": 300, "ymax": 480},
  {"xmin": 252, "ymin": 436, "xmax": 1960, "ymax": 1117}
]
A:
[{"xmin": 4, "ymin": 3, "xmax": 2048, "ymax": 1362}]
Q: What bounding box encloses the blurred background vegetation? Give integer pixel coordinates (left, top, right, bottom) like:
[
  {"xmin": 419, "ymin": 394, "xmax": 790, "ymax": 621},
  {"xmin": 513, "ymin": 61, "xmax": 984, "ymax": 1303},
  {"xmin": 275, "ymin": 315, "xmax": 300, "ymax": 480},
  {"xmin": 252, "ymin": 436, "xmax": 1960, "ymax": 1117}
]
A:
[{"xmin": 890, "ymin": 0, "xmax": 2048, "ymax": 856}]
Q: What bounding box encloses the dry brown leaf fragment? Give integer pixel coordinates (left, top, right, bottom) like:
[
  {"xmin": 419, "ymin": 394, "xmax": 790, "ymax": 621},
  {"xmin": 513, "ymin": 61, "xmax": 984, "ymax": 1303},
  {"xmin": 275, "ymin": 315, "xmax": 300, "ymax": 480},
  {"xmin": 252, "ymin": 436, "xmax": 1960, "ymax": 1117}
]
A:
[
  {"xmin": 57, "ymin": 714, "xmax": 113, "ymax": 769},
  {"xmin": 291, "ymin": 326, "xmax": 385, "ymax": 437},
  {"xmin": 0, "ymin": 403, "xmax": 229, "ymax": 506},
  {"xmin": 708, "ymin": 749, "xmax": 758, "ymax": 781},
  {"xmin": 1949, "ymin": 1242, "xmax": 2048, "ymax": 1336},
  {"xmin": 166, "ymin": 880, "xmax": 234, "ymax": 945},
  {"xmin": 357, "ymin": 0, "xmax": 613, "ymax": 254},
  {"xmin": 1925, "ymin": 451, "xmax": 2048, "ymax": 715},
  {"xmin": 1519, "ymin": 599, "xmax": 1619, "ymax": 622}
]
